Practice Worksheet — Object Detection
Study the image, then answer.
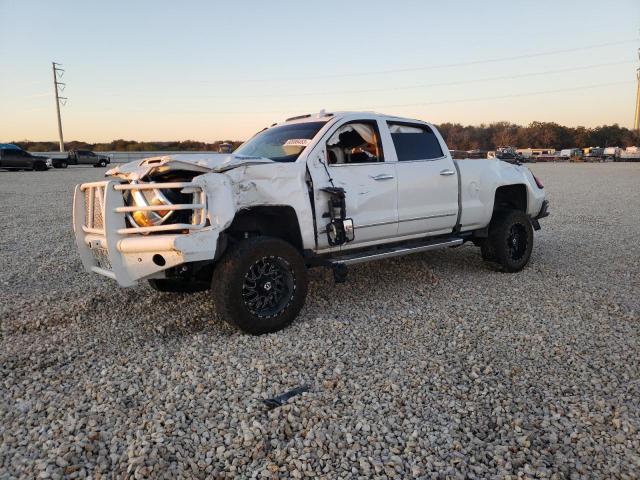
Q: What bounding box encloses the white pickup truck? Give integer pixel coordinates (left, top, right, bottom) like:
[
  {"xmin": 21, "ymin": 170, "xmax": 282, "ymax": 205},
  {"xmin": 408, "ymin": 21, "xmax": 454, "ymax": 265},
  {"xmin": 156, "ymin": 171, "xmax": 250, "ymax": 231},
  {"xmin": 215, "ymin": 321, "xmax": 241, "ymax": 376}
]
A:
[{"xmin": 73, "ymin": 111, "xmax": 549, "ymax": 333}]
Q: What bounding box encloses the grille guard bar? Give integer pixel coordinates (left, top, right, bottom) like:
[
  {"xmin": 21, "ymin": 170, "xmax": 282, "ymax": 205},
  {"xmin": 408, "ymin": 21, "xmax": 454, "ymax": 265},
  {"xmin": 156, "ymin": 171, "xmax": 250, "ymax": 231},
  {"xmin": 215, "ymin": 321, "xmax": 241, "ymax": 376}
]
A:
[{"xmin": 73, "ymin": 179, "xmax": 211, "ymax": 286}]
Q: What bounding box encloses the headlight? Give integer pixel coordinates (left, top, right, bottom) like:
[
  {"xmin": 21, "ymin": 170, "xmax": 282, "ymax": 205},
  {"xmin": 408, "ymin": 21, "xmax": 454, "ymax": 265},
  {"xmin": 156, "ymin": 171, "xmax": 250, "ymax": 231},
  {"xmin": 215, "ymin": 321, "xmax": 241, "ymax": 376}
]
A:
[
  {"xmin": 124, "ymin": 181, "xmax": 175, "ymax": 227},
  {"xmin": 123, "ymin": 181, "xmax": 193, "ymax": 228}
]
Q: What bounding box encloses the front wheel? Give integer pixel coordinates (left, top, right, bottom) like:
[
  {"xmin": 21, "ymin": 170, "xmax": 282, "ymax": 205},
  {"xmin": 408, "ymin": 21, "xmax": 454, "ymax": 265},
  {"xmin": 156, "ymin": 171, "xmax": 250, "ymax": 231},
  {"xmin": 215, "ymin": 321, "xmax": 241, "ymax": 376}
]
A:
[
  {"xmin": 211, "ymin": 237, "xmax": 308, "ymax": 334},
  {"xmin": 482, "ymin": 210, "xmax": 534, "ymax": 272},
  {"xmin": 98, "ymin": 160, "xmax": 107, "ymax": 167}
]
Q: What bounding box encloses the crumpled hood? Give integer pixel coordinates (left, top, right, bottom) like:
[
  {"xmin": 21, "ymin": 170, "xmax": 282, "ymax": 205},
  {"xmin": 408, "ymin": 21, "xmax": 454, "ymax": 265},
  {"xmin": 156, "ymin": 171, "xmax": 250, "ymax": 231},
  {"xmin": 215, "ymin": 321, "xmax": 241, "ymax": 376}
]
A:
[{"xmin": 106, "ymin": 153, "xmax": 274, "ymax": 180}]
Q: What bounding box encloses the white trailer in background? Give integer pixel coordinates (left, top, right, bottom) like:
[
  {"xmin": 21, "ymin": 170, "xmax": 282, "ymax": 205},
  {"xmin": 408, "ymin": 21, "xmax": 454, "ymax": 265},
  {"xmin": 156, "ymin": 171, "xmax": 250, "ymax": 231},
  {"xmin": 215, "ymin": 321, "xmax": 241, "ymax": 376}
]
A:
[
  {"xmin": 620, "ymin": 146, "xmax": 640, "ymax": 161},
  {"xmin": 603, "ymin": 147, "xmax": 620, "ymax": 161},
  {"xmin": 517, "ymin": 148, "xmax": 557, "ymax": 162},
  {"xmin": 558, "ymin": 148, "xmax": 583, "ymax": 161}
]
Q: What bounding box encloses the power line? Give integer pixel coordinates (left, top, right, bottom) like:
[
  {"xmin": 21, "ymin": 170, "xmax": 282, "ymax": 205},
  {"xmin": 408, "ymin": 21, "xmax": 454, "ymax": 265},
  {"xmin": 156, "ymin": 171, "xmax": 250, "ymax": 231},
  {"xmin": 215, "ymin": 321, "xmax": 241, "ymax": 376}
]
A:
[
  {"xmin": 22, "ymin": 59, "xmax": 631, "ymax": 103},
  {"xmin": 194, "ymin": 38, "xmax": 638, "ymax": 84},
  {"xmin": 634, "ymin": 48, "xmax": 640, "ymax": 131},
  {"xmin": 121, "ymin": 60, "xmax": 631, "ymax": 100},
  {"xmin": 363, "ymin": 80, "xmax": 635, "ymax": 110},
  {"xmin": 104, "ymin": 80, "xmax": 633, "ymax": 115},
  {"xmin": 258, "ymin": 60, "xmax": 633, "ymax": 99}
]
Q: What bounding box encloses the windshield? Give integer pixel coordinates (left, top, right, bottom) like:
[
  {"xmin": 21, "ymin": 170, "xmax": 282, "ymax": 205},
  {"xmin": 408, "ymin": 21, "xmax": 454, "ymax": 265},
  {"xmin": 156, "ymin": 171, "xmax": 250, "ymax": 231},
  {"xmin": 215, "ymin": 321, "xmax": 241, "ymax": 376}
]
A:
[{"xmin": 235, "ymin": 121, "xmax": 326, "ymax": 162}]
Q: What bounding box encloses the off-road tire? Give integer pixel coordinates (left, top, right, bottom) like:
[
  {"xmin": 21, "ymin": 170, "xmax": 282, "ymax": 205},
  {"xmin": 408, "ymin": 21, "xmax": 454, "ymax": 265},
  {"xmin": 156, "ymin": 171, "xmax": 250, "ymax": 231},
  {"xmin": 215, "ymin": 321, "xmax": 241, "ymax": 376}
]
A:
[
  {"xmin": 482, "ymin": 210, "xmax": 534, "ymax": 272},
  {"xmin": 148, "ymin": 278, "xmax": 209, "ymax": 293},
  {"xmin": 212, "ymin": 237, "xmax": 308, "ymax": 334}
]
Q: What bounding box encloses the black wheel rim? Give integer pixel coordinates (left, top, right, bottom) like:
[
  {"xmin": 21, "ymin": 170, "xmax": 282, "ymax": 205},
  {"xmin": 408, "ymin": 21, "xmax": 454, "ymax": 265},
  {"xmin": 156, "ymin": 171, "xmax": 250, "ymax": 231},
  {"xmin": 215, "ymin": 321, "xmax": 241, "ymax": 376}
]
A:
[
  {"xmin": 507, "ymin": 224, "xmax": 528, "ymax": 261},
  {"xmin": 242, "ymin": 256, "xmax": 295, "ymax": 318}
]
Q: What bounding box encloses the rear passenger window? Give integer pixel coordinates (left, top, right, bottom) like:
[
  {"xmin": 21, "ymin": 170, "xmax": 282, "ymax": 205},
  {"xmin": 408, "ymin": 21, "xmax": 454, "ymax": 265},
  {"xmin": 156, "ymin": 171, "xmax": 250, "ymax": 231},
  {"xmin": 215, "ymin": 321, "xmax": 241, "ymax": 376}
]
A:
[{"xmin": 388, "ymin": 123, "xmax": 444, "ymax": 161}]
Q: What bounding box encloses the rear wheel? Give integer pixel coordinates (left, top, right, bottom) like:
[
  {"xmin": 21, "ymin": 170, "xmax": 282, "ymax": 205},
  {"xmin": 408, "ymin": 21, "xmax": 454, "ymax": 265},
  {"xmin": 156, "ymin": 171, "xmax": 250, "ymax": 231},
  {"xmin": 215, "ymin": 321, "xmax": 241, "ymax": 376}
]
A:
[
  {"xmin": 212, "ymin": 237, "xmax": 308, "ymax": 334},
  {"xmin": 60, "ymin": 161, "xmax": 68, "ymax": 168},
  {"xmin": 482, "ymin": 210, "xmax": 534, "ymax": 272},
  {"xmin": 98, "ymin": 160, "xmax": 107, "ymax": 167}
]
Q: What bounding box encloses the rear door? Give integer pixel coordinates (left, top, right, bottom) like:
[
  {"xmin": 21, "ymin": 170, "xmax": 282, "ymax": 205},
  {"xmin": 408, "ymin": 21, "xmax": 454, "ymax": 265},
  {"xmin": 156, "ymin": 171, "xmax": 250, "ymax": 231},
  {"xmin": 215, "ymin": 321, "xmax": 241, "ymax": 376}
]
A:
[
  {"xmin": 307, "ymin": 118, "xmax": 398, "ymax": 248},
  {"xmin": 384, "ymin": 121, "xmax": 459, "ymax": 237}
]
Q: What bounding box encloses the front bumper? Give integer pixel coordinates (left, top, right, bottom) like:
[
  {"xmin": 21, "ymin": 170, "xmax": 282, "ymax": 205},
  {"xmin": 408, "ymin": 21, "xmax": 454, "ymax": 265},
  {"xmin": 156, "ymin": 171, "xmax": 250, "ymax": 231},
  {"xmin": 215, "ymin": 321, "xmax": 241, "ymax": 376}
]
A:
[{"xmin": 72, "ymin": 179, "xmax": 219, "ymax": 286}]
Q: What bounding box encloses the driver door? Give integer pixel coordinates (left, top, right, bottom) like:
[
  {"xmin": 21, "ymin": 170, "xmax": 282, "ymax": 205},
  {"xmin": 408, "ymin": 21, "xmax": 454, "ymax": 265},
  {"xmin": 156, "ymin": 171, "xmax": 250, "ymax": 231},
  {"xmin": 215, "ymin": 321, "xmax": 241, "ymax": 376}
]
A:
[{"xmin": 308, "ymin": 119, "xmax": 398, "ymax": 249}]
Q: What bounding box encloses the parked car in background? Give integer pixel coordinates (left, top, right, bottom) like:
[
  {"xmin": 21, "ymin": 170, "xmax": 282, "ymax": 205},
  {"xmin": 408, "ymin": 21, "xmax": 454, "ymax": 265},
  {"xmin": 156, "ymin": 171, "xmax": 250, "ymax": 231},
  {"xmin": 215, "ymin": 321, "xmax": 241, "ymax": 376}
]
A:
[
  {"xmin": 48, "ymin": 157, "xmax": 68, "ymax": 168},
  {"xmin": 50, "ymin": 150, "xmax": 111, "ymax": 168},
  {"xmin": 70, "ymin": 150, "xmax": 111, "ymax": 167},
  {"xmin": 218, "ymin": 143, "xmax": 233, "ymax": 153},
  {"xmin": 488, "ymin": 146, "xmax": 526, "ymax": 163},
  {"xmin": 0, "ymin": 144, "xmax": 49, "ymax": 171}
]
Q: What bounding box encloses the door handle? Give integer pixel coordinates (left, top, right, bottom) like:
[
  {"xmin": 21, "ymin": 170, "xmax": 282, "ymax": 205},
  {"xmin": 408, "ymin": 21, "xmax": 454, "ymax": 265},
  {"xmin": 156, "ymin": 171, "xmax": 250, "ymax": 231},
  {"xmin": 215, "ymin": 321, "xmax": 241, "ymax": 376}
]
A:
[
  {"xmin": 439, "ymin": 169, "xmax": 456, "ymax": 176},
  {"xmin": 370, "ymin": 173, "xmax": 395, "ymax": 181}
]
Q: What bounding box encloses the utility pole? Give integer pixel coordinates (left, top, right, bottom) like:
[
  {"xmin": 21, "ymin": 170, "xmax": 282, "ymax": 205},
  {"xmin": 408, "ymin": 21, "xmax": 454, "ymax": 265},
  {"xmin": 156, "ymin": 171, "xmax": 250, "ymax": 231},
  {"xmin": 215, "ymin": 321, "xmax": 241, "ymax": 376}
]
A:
[
  {"xmin": 635, "ymin": 48, "xmax": 640, "ymax": 132},
  {"xmin": 52, "ymin": 62, "xmax": 67, "ymax": 152}
]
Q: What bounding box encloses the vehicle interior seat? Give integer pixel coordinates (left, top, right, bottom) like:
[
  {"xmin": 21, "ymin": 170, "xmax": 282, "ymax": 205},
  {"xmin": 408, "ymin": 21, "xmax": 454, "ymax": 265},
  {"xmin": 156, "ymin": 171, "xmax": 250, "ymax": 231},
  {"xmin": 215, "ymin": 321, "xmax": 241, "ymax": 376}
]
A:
[
  {"xmin": 349, "ymin": 151, "xmax": 371, "ymax": 163},
  {"xmin": 338, "ymin": 130, "xmax": 365, "ymax": 149}
]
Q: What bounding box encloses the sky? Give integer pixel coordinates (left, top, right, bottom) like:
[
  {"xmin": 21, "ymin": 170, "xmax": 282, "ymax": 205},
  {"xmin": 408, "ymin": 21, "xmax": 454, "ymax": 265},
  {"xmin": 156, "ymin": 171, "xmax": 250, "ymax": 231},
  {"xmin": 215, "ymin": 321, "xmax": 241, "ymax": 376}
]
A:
[{"xmin": 0, "ymin": 0, "xmax": 638, "ymax": 142}]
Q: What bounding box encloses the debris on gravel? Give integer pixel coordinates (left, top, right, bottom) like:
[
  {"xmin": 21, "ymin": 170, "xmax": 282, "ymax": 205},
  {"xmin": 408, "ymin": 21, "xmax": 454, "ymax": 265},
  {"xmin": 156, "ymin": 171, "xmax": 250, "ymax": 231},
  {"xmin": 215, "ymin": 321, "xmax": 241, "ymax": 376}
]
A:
[{"xmin": 1, "ymin": 163, "xmax": 639, "ymax": 478}]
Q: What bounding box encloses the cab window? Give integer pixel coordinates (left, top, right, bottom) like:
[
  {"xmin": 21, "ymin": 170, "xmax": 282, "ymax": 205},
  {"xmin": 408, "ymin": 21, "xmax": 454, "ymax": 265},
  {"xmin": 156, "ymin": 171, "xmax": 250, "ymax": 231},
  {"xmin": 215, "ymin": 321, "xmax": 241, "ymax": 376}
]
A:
[
  {"xmin": 387, "ymin": 122, "xmax": 444, "ymax": 161},
  {"xmin": 326, "ymin": 121, "xmax": 383, "ymax": 165},
  {"xmin": 234, "ymin": 121, "xmax": 326, "ymax": 162}
]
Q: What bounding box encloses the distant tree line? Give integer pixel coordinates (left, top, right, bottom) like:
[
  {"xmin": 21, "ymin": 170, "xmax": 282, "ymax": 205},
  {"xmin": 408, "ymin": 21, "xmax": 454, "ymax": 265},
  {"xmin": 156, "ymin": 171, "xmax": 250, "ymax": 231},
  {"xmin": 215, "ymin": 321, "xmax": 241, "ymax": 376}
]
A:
[
  {"xmin": 437, "ymin": 122, "xmax": 640, "ymax": 151},
  {"xmin": 10, "ymin": 122, "xmax": 640, "ymax": 153},
  {"xmin": 13, "ymin": 139, "xmax": 243, "ymax": 152}
]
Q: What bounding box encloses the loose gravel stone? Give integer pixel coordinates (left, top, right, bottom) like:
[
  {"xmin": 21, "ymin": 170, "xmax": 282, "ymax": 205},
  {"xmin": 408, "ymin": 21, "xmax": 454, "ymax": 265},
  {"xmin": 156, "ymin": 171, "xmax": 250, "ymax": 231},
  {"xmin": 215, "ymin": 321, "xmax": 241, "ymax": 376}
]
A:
[{"xmin": 0, "ymin": 163, "xmax": 639, "ymax": 478}]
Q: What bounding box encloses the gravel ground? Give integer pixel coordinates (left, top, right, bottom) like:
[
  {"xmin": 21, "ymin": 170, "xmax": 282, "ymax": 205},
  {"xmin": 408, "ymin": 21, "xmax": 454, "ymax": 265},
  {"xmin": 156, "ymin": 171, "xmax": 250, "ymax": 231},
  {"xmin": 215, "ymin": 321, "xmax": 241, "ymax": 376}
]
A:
[{"xmin": 1, "ymin": 163, "xmax": 639, "ymax": 479}]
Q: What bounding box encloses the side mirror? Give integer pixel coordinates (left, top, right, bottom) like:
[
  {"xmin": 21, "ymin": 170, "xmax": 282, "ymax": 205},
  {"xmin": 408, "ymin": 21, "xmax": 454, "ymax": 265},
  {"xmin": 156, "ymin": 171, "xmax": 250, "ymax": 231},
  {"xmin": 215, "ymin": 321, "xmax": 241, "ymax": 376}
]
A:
[
  {"xmin": 321, "ymin": 186, "xmax": 355, "ymax": 246},
  {"xmin": 343, "ymin": 218, "xmax": 355, "ymax": 242},
  {"xmin": 327, "ymin": 217, "xmax": 355, "ymax": 246}
]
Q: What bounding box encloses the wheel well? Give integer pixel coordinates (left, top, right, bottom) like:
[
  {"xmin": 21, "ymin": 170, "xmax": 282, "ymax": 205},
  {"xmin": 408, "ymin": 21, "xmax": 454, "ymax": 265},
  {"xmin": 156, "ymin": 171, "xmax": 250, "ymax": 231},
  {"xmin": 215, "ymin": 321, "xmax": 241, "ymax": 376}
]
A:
[
  {"xmin": 227, "ymin": 206, "xmax": 303, "ymax": 251},
  {"xmin": 493, "ymin": 184, "xmax": 527, "ymax": 213}
]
